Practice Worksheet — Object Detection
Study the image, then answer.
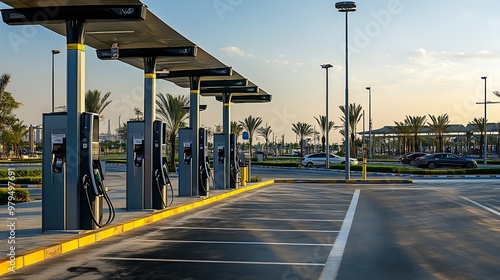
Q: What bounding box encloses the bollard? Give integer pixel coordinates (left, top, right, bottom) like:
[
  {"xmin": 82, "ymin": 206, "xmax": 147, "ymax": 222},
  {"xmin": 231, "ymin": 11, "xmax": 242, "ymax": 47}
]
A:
[
  {"xmin": 362, "ymin": 154, "xmax": 367, "ymax": 180},
  {"xmin": 241, "ymin": 166, "xmax": 247, "ymax": 186}
]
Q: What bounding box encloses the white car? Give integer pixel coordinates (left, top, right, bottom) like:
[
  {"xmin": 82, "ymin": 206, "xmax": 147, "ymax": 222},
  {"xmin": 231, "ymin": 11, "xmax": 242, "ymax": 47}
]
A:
[{"xmin": 300, "ymin": 153, "xmax": 358, "ymax": 167}]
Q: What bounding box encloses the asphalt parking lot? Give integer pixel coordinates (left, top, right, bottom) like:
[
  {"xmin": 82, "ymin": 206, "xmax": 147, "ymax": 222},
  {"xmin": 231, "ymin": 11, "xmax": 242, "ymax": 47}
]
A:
[
  {"xmin": 3, "ymin": 176, "xmax": 500, "ymax": 279},
  {"xmin": 4, "ymin": 183, "xmax": 357, "ymax": 279}
]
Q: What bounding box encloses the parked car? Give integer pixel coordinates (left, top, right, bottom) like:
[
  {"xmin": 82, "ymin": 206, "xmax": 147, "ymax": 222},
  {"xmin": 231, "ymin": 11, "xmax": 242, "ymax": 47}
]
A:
[
  {"xmin": 301, "ymin": 153, "xmax": 358, "ymax": 167},
  {"xmin": 400, "ymin": 152, "xmax": 428, "ymax": 166},
  {"xmin": 415, "ymin": 153, "xmax": 477, "ymax": 169}
]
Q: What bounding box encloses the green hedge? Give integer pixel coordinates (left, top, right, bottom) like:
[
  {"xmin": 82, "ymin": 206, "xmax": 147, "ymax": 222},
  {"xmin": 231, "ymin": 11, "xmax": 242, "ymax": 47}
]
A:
[
  {"xmin": 252, "ymin": 161, "xmax": 300, "ymax": 167},
  {"xmin": 0, "ymin": 188, "xmax": 30, "ymax": 205},
  {"xmin": 0, "ymin": 176, "xmax": 42, "ymax": 184},
  {"xmin": 0, "ymin": 158, "xmax": 42, "ymax": 164},
  {"xmin": 0, "ymin": 169, "xmax": 42, "ymax": 177},
  {"xmin": 105, "ymin": 159, "xmax": 126, "ymax": 164}
]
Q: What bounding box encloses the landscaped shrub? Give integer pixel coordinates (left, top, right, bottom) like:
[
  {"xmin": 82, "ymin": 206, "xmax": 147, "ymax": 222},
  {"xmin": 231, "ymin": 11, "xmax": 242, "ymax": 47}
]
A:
[{"xmin": 0, "ymin": 188, "xmax": 30, "ymax": 205}]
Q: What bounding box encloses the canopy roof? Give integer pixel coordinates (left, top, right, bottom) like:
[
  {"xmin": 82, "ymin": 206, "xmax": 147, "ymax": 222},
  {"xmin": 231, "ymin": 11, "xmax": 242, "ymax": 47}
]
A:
[{"xmin": 1, "ymin": 0, "xmax": 270, "ymax": 98}]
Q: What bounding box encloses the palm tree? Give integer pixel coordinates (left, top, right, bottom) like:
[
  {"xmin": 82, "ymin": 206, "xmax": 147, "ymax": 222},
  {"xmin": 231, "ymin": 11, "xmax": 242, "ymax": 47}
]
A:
[
  {"xmin": 314, "ymin": 115, "xmax": 334, "ymax": 152},
  {"xmin": 291, "ymin": 122, "xmax": 314, "ymax": 157},
  {"xmin": 427, "ymin": 114, "xmax": 450, "ymax": 153},
  {"xmin": 156, "ymin": 93, "xmax": 189, "ymax": 171},
  {"xmin": 257, "ymin": 125, "xmax": 272, "ymax": 155},
  {"xmin": 392, "ymin": 121, "xmax": 411, "ymax": 154},
  {"xmin": 0, "ymin": 73, "xmax": 11, "ymax": 100},
  {"xmin": 239, "ymin": 116, "xmax": 262, "ymax": 159},
  {"xmin": 10, "ymin": 120, "xmax": 28, "ymax": 158},
  {"xmin": 469, "ymin": 117, "xmax": 485, "ymax": 156},
  {"xmin": 231, "ymin": 121, "xmax": 244, "ymax": 138},
  {"xmin": 405, "ymin": 115, "xmax": 427, "ymax": 152},
  {"xmin": 85, "ymin": 89, "xmax": 112, "ymax": 119},
  {"xmin": 339, "ymin": 103, "xmax": 363, "ymax": 157}
]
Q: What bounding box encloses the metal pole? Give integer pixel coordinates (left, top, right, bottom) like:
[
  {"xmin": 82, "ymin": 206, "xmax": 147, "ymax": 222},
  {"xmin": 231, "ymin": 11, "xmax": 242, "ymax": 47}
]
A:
[
  {"xmin": 52, "ymin": 52, "xmax": 55, "ymax": 113},
  {"xmin": 344, "ymin": 11, "xmax": 350, "ymax": 179},
  {"xmin": 483, "ymin": 77, "xmax": 487, "ymax": 165},
  {"xmin": 367, "ymin": 87, "xmax": 372, "ymax": 159},
  {"xmin": 325, "ymin": 67, "xmax": 330, "ymax": 168}
]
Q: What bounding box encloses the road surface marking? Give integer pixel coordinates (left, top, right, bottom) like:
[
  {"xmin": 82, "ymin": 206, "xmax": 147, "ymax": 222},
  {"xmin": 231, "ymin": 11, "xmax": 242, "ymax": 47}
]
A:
[
  {"xmin": 461, "ymin": 196, "xmax": 500, "ymax": 217},
  {"xmin": 136, "ymin": 239, "xmax": 333, "ymax": 246},
  {"xmin": 160, "ymin": 226, "xmax": 339, "ymax": 233},
  {"xmin": 218, "ymin": 207, "xmax": 347, "ymax": 212},
  {"xmin": 319, "ymin": 189, "xmax": 361, "ymax": 280},
  {"xmin": 243, "ymin": 217, "xmax": 344, "ymax": 222},
  {"xmin": 97, "ymin": 257, "xmax": 325, "ymax": 266}
]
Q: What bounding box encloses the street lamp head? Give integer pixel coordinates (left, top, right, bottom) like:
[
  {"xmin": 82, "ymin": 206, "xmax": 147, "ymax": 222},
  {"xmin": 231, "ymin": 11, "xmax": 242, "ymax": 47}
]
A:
[
  {"xmin": 52, "ymin": 49, "xmax": 60, "ymax": 55},
  {"xmin": 366, "ymin": 87, "xmax": 370, "ymax": 90},
  {"xmin": 335, "ymin": 1, "xmax": 356, "ymax": 12},
  {"xmin": 321, "ymin": 64, "xmax": 333, "ymax": 69},
  {"xmin": 481, "ymin": 76, "xmax": 487, "ymax": 80}
]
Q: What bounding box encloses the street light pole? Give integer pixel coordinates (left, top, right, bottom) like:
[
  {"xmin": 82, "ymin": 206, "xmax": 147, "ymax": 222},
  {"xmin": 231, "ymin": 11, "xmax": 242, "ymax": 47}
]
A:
[
  {"xmin": 51, "ymin": 49, "xmax": 60, "ymax": 113},
  {"xmin": 481, "ymin": 76, "xmax": 487, "ymax": 165},
  {"xmin": 366, "ymin": 87, "xmax": 372, "ymax": 159},
  {"xmin": 321, "ymin": 63, "xmax": 333, "ymax": 168},
  {"xmin": 336, "ymin": 1, "xmax": 356, "ymax": 179}
]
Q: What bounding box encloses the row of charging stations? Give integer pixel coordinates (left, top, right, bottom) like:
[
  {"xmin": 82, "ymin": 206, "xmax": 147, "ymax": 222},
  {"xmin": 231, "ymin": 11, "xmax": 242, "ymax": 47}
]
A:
[
  {"xmin": 42, "ymin": 112, "xmax": 115, "ymax": 231},
  {"xmin": 43, "ymin": 112, "xmax": 238, "ymax": 231},
  {"xmin": 126, "ymin": 120, "xmax": 172, "ymax": 210}
]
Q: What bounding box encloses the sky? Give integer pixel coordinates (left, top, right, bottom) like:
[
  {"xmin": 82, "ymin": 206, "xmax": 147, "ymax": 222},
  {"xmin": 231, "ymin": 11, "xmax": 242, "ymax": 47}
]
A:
[{"xmin": 1, "ymin": 0, "xmax": 500, "ymax": 144}]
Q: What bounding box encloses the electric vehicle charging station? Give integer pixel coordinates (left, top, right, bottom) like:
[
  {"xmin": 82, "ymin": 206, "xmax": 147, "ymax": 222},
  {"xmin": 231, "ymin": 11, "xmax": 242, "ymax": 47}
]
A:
[
  {"xmin": 198, "ymin": 127, "xmax": 211, "ymax": 196},
  {"xmin": 178, "ymin": 127, "xmax": 211, "ymax": 197},
  {"xmin": 178, "ymin": 128, "xmax": 193, "ymax": 197},
  {"xmin": 213, "ymin": 133, "xmax": 240, "ymax": 189},
  {"xmin": 126, "ymin": 121, "xmax": 145, "ymax": 210},
  {"xmin": 213, "ymin": 134, "xmax": 226, "ymax": 190},
  {"xmin": 229, "ymin": 134, "xmax": 240, "ymax": 189},
  {"xmin": 42, "ymin": 112, "xmax": 68, "ymax": 230},
  {"xmin": 42, "ymin": 112, "xmax": 115, "ymax": 231},
  {"xmin": 152, "ymin": 120, "xmax": 169, "ymax": 209},
  {"xmin": 126, "ymin": 120, "xmax": 170, "ymax": 210}
]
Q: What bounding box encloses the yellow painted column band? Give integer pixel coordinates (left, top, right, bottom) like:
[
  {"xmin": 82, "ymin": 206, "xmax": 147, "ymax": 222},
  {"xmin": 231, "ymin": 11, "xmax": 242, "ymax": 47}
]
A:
[
  {"xmin": 144, "ymin": 73, "xmax": 156, "ymax": 79},
  {"xmin": 190, "ymin": 90, "xmax": 200, "ymax": 95},
  {"xmin": 67, "ymin": 43, "xmax": 85, "ymax": 51},
  {"xmin": 223, "ymin": 103, "xmax": 230, "ymax": 107}
]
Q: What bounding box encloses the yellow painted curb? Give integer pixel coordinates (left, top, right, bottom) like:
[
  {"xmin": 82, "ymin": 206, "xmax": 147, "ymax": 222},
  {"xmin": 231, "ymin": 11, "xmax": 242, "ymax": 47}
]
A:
[
  {"xmin": 0, "ymin": 180, "xmax": 275, "ymax": 276},
  {"xmin": 61, "ymin": 239, "xmax": 79, "ymax": 254},
  {"xmin": 23, "ymin": 250, "xmax": 44, "ymax": 266}
]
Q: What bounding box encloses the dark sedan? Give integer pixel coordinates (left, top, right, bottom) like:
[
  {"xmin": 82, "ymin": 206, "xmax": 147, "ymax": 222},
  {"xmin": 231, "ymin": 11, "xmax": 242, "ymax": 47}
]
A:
[
  {"xmin": 400, "ymin": 152, "xmax": 428, "ymax": 166},
  {"xmin": 415, "ymin": 153, "xmax": 477, "ymax": 169}
]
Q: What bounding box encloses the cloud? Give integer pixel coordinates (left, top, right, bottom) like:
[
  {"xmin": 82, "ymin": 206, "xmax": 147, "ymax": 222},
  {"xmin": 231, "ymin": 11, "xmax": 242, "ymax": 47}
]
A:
[
  {"xmin": 409, "ymin": 48, "xmax": 500, "ymax": 65},
  {"xmin": 220, "ymin": 46, "xmax": 252, "ymax": 57}
]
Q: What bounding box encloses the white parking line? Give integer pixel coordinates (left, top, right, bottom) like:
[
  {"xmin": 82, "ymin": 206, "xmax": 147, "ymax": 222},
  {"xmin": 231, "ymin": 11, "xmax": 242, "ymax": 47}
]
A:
[
  {"xmin": 243, "ymin": 217, "xmax": 343, "ymax": 222},
  {"xmin": 319, "ymin": 189, "xmax": 361, "ymax": 280},
  {"xmin": 218, "ymin": 207, "xmax": 347, "ymax": 212},
  {"xmin": 97, "ymin": 257, "xmax": 325, "ymax": 266},
  {"xmin": 136, "ymin": 239, "xmax": 334, "ymax": 247},
  {"xmin": 160, "ymin": 226, "xmax": 339, "ymax": 233},
  {"xmin": 461, "ymin": 196, "xmax": 500, "ymax": 217}
]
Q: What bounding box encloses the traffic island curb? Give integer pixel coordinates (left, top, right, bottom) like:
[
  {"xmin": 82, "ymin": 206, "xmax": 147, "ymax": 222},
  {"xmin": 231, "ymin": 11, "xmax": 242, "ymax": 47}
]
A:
[{"xmin": 0, "ymin": 180, "xmax": 275, "ymax": 276}]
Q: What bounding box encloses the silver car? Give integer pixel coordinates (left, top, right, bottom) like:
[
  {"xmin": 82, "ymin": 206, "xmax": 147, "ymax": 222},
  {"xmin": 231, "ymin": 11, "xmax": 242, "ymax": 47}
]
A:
[{"xmin": 300, "ymin": 153, "xmax": 358, "ymax": 167}]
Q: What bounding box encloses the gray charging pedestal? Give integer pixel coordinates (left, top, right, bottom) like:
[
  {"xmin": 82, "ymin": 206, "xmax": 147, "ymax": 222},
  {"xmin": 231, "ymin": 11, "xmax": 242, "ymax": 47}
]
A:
[
  {"xmin": 126, "ymin": 121, "xmax": 145, "ymax": 210},
  {"xmin": 42, "ymin": 112, "xmax": 68, "ymax": 231},
  {"xmin": 213, "ymin": 133, "xmax": 226, "ymax": 189},
  {"xmin": 178, "ymin": 128, "xmax": 193, "ymax": 196}
]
